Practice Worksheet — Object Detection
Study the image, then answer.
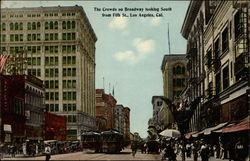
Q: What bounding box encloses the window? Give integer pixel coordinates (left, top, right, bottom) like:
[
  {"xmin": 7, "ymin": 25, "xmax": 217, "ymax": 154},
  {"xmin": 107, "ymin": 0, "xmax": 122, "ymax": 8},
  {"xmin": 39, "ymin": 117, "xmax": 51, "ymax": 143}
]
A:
[
  {"xmin": 222, "ymin": 65, "xmax": 229, "ymax": 89},
  {"xmin": 63, "ymin": 104, "xmax": 76, "ymax": 112},
  {"xmin": 63, "ymin": 92, "xmax": 77, "ymax": 100},
  {"xmin": 214, "ymin": 38, "xmax": 220, "ymax": 57},
  {"xmin": 45, "ymin": 46, "xmax": 59, "ymax": 54},
  {"xmin": 234, "ymin": 11, "xmax": 243, "ymax": 39},
  {"xmin": 1, "ymin": 35, "xmax": 6, "ymax": 42},
  {"xmin": 173, "ymin": 65, "xmax": 185, "ymax": 75},
  {"xmin": 28, "ymin": 22, "xmax": 32, "ymax": 30},
  {"xmin": 62, "ymin": 32, "xmax": 76, "ymax": 40},
  {"xmin": 45, "ymin": 92, "xmax": 59, "ymax": 101},
  {"xmin": 215, "ymin": 73, "xmax": 221, "ymax": 95},
  {"xmin": 67, "ymin": 115, "xmax": 77, "ymax": 123},
  {"xmin": 10, "ymin": 34, "xmax": 23, "ymax": 42},
  {"xmin": 45, "ymin": 57, "xmax": 58, "ymax": 66},
  {"xmin": 206, "ymin": 49, "xmax": 212, "ymax": 68},
  {"xmin": 1, "ymin": 23, "xmax": 6, "ymax": 31},
  {"xmin": 27, "ymin": 46, "xmax": 41, "ymax": 54},
  {"xmin": 63, "ymin": 80, "xmax": 76, "ymax": 88},
  {"xmin": 45, "ymin": 68, "xmax": 58, "ymax": 77},
  {"xmin": 27, "ymin": 69, "xmax": 41, "ymax": 77},
  {"xmin": 222, "ymin": 27, "xmax": 229, "ymax": 53},
  {"xmin": 27, "ymin": 34, "xmax": 40, "ymax": 41},
  {"xmin": 45, "ymin": 33, "xmax": 58, "ymax": 41},
  {"xmin": 63, "ymin": 56, "xmax": 76, "ymax": 65},
  {"xmin": 10, "ymin": 23, "xmax": 14, "ymax": 30},
  {"xmin": 63, "ymin": 68, "xmax": 76, "ymax": 77}
]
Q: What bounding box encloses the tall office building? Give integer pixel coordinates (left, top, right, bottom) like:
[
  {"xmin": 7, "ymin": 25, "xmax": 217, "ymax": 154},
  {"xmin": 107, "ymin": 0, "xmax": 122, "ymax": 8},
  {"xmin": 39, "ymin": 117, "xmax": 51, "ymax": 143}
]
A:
[{"xmin": 1, "ymin": 6, "xmax": 97, "ymax": 140}]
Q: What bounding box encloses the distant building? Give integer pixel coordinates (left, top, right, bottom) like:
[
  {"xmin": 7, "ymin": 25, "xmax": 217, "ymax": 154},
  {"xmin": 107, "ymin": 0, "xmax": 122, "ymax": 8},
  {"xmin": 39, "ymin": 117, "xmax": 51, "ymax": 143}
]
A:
[
  {"xmin": 0, "ymin": 74, "xmax": 45, "ymax": 143},
  {"xmin": 151, "ymin": 96, "xmax": 163, "ymax": 131},
  {"xmin": 96, "ymin": 89, "xmax": 116, "ymax": 131},
  {"xmin": 0, "ymin": 75, "xmax": 26, "ymax": 144},
  {"xmin": 161, "ymin": 54, "xmax": 187, "ymax": 100},
  {"xmin": 123, "ymin": 107, "xmax": 130, "ymax": 142},
  {"xmin": 160, "ymin": 54, "xmax": 187, "ymax": 129},
  {"xmin": 1, "ymin": 6, "xmax": 97, "ymax": 140},
  {"xmin": 114, "ymin": 104, "xmax": 124, "ymax": 134},
  {"xmin": 25, "ymin": 75, "xmax": 45, "ymax": 141},
  {"xmin": 44, "ymin": 112, "xmax": 67, "ymax": 141}
]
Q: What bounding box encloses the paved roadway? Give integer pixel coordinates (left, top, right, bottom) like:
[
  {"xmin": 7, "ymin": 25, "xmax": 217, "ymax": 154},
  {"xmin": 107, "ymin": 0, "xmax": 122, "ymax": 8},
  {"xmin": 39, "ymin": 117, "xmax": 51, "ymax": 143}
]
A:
[{"xmin": 2, "ymin": 149, "xmax": 230, "ymax": 160}]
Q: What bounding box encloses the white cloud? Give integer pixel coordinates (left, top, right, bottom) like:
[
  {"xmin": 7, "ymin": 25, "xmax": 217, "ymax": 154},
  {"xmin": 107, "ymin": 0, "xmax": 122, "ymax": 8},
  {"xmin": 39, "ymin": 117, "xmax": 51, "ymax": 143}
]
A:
[
  {"xmin": 114, "ymin": 38, "xmax": 155, "ymax": 65},
  {"xmin": 108, "ymin": 17, "xmax": 128, "ymax": 30},
  {"xmin": 150, "ymin": 17, "xmax": 161, "ymax": 26},
  {"xmin": 133, "ymin": 38, "xmax": 155, "ymax": 54},
  {"xmin": 114, "ymin": 51, "xmax": 137, "ymax": 64}
]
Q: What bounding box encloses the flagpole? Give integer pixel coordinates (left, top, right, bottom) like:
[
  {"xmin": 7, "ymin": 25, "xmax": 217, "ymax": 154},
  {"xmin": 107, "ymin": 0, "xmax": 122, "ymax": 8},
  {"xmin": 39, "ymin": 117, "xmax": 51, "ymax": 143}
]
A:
[{"xmin": 168, "ymin": 23, "xmax": 171, "ymax": 55}]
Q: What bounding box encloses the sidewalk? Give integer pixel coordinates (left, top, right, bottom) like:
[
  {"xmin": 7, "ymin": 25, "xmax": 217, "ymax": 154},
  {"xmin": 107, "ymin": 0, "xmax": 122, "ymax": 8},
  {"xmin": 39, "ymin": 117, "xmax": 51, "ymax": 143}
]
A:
[{"xmin": 3, "ymin": 153, "xmax": 44, "ymax": 159}]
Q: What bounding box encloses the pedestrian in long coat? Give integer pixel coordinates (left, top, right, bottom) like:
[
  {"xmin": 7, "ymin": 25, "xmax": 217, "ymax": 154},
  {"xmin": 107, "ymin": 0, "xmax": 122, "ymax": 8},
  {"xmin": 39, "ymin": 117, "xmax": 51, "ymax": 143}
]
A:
[
  {"xmin": 131, "ymin": 141, "xmax": 138, "ymax": 157},
  {"xmin": 200, "ymin": 144, "xmax": 210, "ymax": 161}
]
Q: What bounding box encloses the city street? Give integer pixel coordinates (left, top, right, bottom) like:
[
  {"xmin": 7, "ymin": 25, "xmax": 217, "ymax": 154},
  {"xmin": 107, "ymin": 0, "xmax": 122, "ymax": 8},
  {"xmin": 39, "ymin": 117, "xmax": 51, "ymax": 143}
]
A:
[{"xmin": 2, "ymin": 148, "xmax": 230, "ymax": 161}]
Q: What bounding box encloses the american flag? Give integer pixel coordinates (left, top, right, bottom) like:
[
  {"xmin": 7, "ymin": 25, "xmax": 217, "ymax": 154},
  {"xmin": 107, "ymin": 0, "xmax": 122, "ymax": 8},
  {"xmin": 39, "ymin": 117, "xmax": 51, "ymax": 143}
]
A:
[{"xmin": 0, "ymin": 53, "xmax": 9, "ymax": 73}]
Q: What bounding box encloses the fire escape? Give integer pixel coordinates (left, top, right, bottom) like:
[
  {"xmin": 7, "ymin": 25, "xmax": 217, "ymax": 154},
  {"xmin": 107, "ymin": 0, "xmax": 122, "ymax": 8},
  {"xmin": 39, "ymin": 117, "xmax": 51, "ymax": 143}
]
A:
[{"xmin": 233, "ymin": 1, "xmax": 249, "ymax": 82}]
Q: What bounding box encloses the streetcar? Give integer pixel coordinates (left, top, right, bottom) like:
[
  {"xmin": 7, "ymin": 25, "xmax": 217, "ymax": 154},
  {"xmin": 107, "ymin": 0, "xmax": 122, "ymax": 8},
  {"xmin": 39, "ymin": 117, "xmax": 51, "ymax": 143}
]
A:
[
  {"xmin": 81, "ymin": 131, "xmax": 101, "ymax": 152},
  {"xmin": 101, "ymin": 130, "xmax": 124, "ymax": 153}
]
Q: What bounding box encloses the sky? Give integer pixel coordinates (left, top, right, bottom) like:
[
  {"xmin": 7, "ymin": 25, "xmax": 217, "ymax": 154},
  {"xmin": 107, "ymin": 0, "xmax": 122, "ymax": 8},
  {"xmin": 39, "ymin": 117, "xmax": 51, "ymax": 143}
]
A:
[{"xmin": 1, "ymin": 0, "xmax": 189, "ymax": 138}]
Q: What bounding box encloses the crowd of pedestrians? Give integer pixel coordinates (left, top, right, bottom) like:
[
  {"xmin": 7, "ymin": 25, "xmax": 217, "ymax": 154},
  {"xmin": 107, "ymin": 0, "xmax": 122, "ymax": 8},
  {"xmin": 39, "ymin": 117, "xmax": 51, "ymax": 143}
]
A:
[
  {"xmin": 0, "ymin": 141, "xmax": 81, "ymax": 159},
  {"xmin": 157, "ymin": 136, "xmax": 248, "ymax": 161}
]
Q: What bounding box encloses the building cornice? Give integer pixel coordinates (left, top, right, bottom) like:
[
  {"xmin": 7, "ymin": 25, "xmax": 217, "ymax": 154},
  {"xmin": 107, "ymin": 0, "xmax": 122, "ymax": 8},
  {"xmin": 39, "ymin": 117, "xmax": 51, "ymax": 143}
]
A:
[
  {"xmin": 161, "ymin": 54, "xmax": 187, "ymax": 72},
  {"xmin": 181, "ymin": 1, "xmax": 202, "ymax": 39},
  {"xmin": 1, "ymin": 5, "xmax": 97, "ymax": 42}
]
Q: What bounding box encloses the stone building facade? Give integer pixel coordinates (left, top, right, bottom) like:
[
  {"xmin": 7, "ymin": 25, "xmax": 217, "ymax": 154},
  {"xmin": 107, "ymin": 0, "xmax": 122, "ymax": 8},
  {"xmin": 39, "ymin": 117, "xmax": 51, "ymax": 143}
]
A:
[
  {"xmin": 181, "ymin": 0, "xmax": 249, "ymax": 132},
  {"xmin": 0, "ymin": 6, "xmax": 97, "ymax": 140},
  {"xmin": 96, "ymin": 89, "xmax": 116, "ymax": 131},
  {"xmin": 161, "ymin": 54, "xmax": 187, "ymax": 129},
  {"xmin": 161, "ymin": 54, "xmax": 187, "ymax": 100},
  {"xmin": 25, "ymin": 75, "xmax": 45, "ymax": 141}
]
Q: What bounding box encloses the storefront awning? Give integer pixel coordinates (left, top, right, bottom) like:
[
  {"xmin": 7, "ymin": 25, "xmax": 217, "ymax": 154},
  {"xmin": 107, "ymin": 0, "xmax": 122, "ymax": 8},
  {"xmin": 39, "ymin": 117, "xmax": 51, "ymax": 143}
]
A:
[
  {"xmin": 204, "ymin": 122, "xmax": 228, "ymax": 135},
  {"xmin": 213, "ymin": 123, "xmax": 235, "ymax": 133},
  {"xmin": 222, "ymin": 116, "xmax": 250, "ymax": 133},
  {"xmin": 185, "ymin": 131, "xmax": 198, "ymax": 139},
  {"xmin": 192, "ymin": 129, "xmax": 206, "ymax": 138}
]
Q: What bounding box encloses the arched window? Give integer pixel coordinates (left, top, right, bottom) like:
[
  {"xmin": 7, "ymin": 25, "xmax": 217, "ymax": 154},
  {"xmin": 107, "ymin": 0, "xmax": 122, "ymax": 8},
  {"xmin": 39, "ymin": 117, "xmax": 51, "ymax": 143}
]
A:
[
  {"xmin": 67, "ymin": 21, "xmax": 71, "ymax": 29},
  {"xmin": 10, "ymin": 23, "xmax": 14, "ymax": 30},
  {"xmin": 62, "ymin": 21, "xmax": 66, "ymax": 29},
  {"xmin": 27, "ymin": 22, "xmax": 31, "ymax": 30},
  {"xmin": 37, "ymin": 22, "xmax": 41, "ymax": 30},
  {"xmin": 176, "ymin": 66, "xmax": 181, "ymax": 74},
  {"xmin": 45, "ymin": 22, "xmax": 49, "ymax": 30},
  {"xmin": 49, "ymin": 21, "xmax": 53, "ymax": 29},
  {"xmin": 19, "ymin": 23, "xmax": 23, "ymax": 30},
  {"xmin": 32, "ymin": 22, "xmax": 36, "ymax": 30},
  {"xmin": 173, "ymin": 64, "xmax": 185, "ymax": 75},
  {"xmin": 54, "ymin": 21, "xmax": 58, "ymax": 29},
  {"xmin": 15, "ymin": 22, "xmax": 18, "ymax": 30},
  {"xmin": 72, "ymin": 21, "xmax": 75, "ymax": 29}
]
